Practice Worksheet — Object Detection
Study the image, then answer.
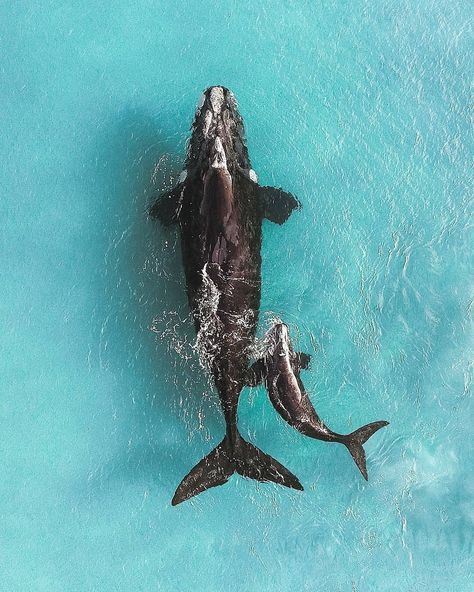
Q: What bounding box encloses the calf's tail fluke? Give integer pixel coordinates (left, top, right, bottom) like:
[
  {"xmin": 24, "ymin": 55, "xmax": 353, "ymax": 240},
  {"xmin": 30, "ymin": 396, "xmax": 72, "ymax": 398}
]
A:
[
  {"xmin": 342, "ymin": 420, "xmax": 389, "ymax": 480},
  {"xmin": 171, "ymin": 433, "xmax": 303, "ymax": 506}
]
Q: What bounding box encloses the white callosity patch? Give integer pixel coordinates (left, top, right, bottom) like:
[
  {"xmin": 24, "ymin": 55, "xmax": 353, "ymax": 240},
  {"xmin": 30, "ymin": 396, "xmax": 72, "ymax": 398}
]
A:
[
  {"xmin": 203, "ymin": 110, "xmax": 212, "ymax": 137},
  {"xmin": 227, "ymin": 89, "xmax": 237, "ymax": 108},
  {"xmin": 209, "ymin": 86, "xmax": 224, "ymax": 113},
  {"xmin": 211, "ymin": 136, "xmax": 227, "ymax": 169},
  {"xmin": 279, "ymin": 324, "xmax": 291, "ymax": 357},
  {"xmin": 178, "ymin": 169, "xmax": 187, "ymax": 183},
  {"xmin": 272, "ymin": 324, "xmax": 302, "ymax": 404},
  {"xmin": 249, "ymin": 169, "xmax": 258, "ymax": 183}
]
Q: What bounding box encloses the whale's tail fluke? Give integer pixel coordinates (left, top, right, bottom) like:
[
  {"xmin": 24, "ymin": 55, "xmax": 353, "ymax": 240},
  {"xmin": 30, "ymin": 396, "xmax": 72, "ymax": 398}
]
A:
[
  {"xmin": 342, "ymin": 420, "xmax": 389, "ymax": 480},
  {"xmin": 171, "ymin": 433, "xmax": 303, "ymax": 506}
]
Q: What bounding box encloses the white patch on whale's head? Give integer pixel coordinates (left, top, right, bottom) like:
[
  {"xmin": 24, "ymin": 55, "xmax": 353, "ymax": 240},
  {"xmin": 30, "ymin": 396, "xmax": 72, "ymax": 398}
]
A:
[
  {"xmin": 209, "ymin": 86, "xmax": 225, "ymax": 113},
  {"xmin": 272, "ymin": 322, "xmax": 291, "ymax": 357},
  {"xmin": 203, "ymin": 110, "xmax": 213, "ymax": 137},
  {"xmin": 227, "ymin": 89, "xmax": 237, "ymax": 107},
  {"xmin": 178, "ymin": 169, "xmax": 187, "ymax": 183},
  {"xmin": 211, "ymin": 136, "xmax": 227, "ymax": 169},
  {"xmin": 249, "ymin": 169, "xmax": 258, "ymax": 183}
]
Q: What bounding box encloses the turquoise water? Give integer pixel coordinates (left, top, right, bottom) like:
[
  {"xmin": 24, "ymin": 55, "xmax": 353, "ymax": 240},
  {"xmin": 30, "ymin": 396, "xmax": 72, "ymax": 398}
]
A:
[{"xmin": 1, "ymin": 1, "xmax": 472, "ymax": 590}]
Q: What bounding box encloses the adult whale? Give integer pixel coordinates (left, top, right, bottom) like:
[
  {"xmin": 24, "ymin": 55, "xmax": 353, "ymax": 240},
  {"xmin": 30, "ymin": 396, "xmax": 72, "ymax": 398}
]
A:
[{"xmin": 150, "ymin": 86, "xmax": 302, "ymax": 505}]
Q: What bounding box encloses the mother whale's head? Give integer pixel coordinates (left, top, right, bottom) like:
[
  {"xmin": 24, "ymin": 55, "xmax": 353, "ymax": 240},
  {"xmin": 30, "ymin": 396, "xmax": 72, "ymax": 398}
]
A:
[{"xmin": 186, "ymin": 86, "xmax": 250, "ymax": 174}]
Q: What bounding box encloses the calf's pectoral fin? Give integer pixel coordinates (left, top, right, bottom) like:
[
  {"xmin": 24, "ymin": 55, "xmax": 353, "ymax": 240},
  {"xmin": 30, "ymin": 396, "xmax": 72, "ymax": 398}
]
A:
[
  {"xmin": 258, "ymin": 186, "xmax": 301, "ymax": 225},
  {"xmin": 149, "ymin": 186, "xmax": 182, "ymax": 226},
  {"xmin": 294, "ymin": 352, "xmax": 311, "ymax": 370},
  {"xmin": 245, "ymin": 359, "xmax": 266, "ymax": 386}
]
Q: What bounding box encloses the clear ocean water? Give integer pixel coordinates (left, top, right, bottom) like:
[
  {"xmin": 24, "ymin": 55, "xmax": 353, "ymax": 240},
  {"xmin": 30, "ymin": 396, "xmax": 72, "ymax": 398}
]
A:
[{"xmin": 1, "ymin": 2, "xmax": 472, "ymax": 591}]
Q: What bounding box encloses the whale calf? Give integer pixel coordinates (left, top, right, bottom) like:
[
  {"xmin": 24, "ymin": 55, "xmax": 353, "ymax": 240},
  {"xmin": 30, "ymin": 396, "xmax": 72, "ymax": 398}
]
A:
[
  {"xmin": 248, "ymin": 322, "xmax": 389, "ymax": 480},
  {"xmin": 150, "ymin": 86, "xmax": 302, "ymax": 505}
]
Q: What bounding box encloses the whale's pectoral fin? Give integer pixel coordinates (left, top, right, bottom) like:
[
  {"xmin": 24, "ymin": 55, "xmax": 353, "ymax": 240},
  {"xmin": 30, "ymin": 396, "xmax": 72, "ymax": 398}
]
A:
[
  {"xmin": 294, "ymin": 352, "xmax": 311, "ymax": 370},
  {"xmin": 149, "ymin": 186, "xmax": 183, "ymax": 226},
  {"xmin": 259, "ymin": 186, "xmax": 301, "ymax": 225},
  {"xmin": 246, "ymin": 359, "xmax": 266, "ymax": 386}
]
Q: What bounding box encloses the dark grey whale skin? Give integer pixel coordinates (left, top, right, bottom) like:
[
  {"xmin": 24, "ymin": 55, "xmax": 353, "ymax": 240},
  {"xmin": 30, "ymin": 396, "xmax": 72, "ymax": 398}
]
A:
[
  {"xmin": 249, "ymin": 322, "xmax": 389, "ymax": 480},
  {"xmin": 150, "ymin": 87, "xmax": 302, "ymax": 505}
]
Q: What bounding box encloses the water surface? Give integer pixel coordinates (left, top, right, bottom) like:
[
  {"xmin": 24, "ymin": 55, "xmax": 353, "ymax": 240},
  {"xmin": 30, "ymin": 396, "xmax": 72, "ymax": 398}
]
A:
[{"xmin": 1, "ymin": 1, "xmax": 472, "ymax": 590}]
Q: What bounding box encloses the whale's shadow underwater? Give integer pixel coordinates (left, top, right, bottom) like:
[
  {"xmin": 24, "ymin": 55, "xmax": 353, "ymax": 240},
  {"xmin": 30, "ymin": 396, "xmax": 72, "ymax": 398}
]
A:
[{"xmin": 150, "ymin": 86, "xmax": 389, "ymax": 505}]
